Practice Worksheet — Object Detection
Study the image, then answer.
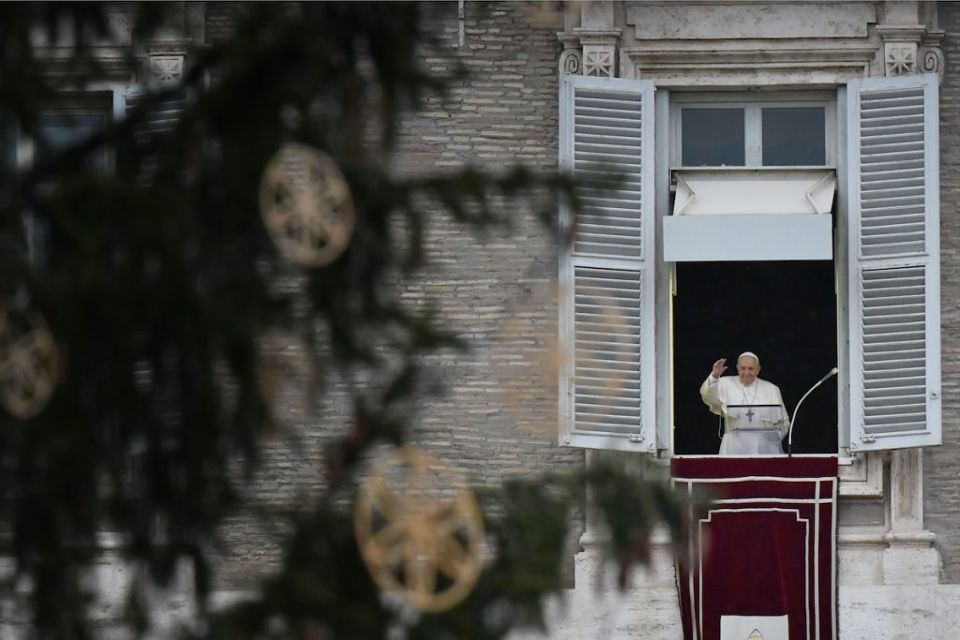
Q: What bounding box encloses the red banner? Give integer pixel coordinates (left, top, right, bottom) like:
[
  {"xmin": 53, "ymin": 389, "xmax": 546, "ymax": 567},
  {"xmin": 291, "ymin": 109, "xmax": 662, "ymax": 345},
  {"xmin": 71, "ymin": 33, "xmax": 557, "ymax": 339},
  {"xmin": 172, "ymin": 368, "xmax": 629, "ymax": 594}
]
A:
[{"xmin": 671, "ymin": 456, "xmax": 838, "ymax": 640}]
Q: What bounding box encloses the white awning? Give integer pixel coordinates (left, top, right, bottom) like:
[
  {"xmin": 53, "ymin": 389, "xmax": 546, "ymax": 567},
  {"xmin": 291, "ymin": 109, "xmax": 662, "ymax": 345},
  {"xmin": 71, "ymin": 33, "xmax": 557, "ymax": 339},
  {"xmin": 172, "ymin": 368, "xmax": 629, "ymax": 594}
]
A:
[
  {"xmin": 663, "ymin": 214, "xmax": 833, "ymax": 261},
  {"xmin": 663, "ymin": 167, "xmax": 835, "ymax": 261},
  {"xmin": 672, "ymin": 167, "xmax": 837, "ymax": 216}
]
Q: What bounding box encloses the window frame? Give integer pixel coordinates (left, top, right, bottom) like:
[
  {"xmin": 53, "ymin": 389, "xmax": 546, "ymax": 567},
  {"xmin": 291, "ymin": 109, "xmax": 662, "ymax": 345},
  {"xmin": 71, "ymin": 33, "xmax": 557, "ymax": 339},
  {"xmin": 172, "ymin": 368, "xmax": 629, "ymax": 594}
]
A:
[
  {"xmin": 6, "ymin": 91, "xmax": 115, "ymax": 174},
  {"xmin": 1, "ymin": 91, "xmax": 115, "ymax": 263},
  {"xmin": 669, "ymin": 90, "xmax": 838, "ymax": 169},
  {"xmin": 661, "ymin": 89, "xmax": 844, "ymax": 457},
  {"xmin": 560, "ymin": 75, "xmax": 940, "ymax": 460}
]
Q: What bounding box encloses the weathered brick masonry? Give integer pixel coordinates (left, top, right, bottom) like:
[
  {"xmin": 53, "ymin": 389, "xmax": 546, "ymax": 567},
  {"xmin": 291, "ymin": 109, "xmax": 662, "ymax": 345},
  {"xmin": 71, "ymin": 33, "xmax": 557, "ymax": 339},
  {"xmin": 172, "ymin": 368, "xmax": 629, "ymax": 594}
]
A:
[
  {"xmin": 207, "ymin": 2, "xmax": 585, "ymax": 590},
  {"xmin": 393, "ymin": 2, "xmax": 581, "ymax": 484}
]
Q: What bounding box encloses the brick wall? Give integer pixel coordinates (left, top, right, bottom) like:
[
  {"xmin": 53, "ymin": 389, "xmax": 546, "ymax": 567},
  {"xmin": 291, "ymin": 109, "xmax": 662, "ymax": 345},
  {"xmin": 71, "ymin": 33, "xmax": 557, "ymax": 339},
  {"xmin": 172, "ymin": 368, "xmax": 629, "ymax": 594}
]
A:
[
  {"xmin": 394, "ymin": 1, "xmax": 579, "ymax": 483},
  {"xmin": 924, "ymin": 2, "xmax": 960, "ymax": 584},
  {"xmin": 207, "ymin": 1, "xmax": 584, "ymax": 590}
]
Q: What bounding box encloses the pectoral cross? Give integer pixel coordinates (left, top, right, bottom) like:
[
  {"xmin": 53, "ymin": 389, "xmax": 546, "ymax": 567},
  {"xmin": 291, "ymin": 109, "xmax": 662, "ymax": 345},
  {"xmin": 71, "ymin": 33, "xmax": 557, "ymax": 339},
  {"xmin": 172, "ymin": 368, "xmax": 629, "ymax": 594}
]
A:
[{"xmin": 745, "ymin": 407, "xmax": 755, "ymax": 422}]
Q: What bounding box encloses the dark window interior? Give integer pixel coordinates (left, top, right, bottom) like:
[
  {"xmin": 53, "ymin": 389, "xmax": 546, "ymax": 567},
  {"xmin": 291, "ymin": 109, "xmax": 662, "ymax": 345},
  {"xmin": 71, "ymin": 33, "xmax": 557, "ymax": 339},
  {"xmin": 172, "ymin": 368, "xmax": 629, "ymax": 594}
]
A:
[
  {"xmin": 672, "ymin": 261, "xmax": 839, "ymax": 455},
  {"xmin": 762, "ymin": 107, "xmax": 827, "ymax": 166},
  {"xmin": 36, "ymin": 111, "xmax": 109, "ymax": 171},
  {"xmin": 681, "ymin": 108, "xmax": 745, "ymax": 167}
]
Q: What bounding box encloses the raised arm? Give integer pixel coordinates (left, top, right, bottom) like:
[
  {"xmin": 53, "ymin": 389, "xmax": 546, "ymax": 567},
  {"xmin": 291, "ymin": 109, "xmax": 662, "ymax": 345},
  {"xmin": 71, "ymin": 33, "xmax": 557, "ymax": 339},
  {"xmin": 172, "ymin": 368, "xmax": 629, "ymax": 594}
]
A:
[
  {"xmin": 710, "ymin": 358, "xmax": 728, "ymax": 379},
  {"xmin": 700, "ymin": 358, "xmax": 727, "ymax": 414}
]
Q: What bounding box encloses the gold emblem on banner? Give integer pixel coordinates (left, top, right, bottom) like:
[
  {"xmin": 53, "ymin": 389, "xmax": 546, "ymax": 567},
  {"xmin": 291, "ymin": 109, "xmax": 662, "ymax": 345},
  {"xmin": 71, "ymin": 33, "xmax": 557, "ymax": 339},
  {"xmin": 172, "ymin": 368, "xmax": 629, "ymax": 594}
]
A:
[
  {"xmin": 260, "ymin": 143, "xmax": 355, "ymax": 267},
  {"xmin": 354, "ymin": 447, "xmax": 484, "ymax": 612},
  {"xmin": 0, "ymin": 303, "xmax": 58, "ymax": 418}
]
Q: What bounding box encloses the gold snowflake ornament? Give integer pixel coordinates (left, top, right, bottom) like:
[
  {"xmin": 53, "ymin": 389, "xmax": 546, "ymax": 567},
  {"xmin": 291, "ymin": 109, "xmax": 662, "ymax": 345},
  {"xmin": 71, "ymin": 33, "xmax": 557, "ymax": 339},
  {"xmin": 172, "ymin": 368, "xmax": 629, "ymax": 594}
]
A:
[
  {"xmin": 0, "ymin": 304, "xmax": 58, "ymax": 419},
  {"xmin": 354, "ymin": 448, "xmax": 484, "ymax": 613},
  {"xmin": 260, "ymin": 143, "xmax": 355, "ymax": 267}
]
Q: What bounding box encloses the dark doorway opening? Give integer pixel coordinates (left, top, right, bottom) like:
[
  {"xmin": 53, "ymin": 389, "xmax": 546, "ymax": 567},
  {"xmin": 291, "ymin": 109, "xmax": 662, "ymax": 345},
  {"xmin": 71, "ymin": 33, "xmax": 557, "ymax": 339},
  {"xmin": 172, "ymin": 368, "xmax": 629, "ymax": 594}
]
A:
[{"xmin": 672, "ymin": 261, "xmax": 838, "ymax": 455}]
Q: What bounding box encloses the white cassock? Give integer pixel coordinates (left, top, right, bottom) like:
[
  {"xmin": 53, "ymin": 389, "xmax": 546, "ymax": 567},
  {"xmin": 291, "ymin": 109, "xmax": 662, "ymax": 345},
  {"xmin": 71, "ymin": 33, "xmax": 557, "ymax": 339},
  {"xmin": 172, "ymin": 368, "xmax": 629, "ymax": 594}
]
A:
[{"xmin": 700, "ymin": 375, "xmax": 790, "ymax": 455}]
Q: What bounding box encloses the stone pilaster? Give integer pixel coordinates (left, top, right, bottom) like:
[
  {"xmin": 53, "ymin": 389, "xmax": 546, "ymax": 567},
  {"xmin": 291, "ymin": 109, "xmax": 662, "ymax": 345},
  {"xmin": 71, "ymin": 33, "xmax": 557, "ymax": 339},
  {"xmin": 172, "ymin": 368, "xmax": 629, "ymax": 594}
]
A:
[
  {"xmin": 875, "ymin": 1, "xmax": 944, "ymax": 80},
  {"xmin": 876, "ymin": 25, "xmax": 924, "ymax": 76},
  {"xmin": 883, "ymin": 449, "xmax": 940, "ymax": 584},
  {"xmin": 556, "ymin": 1, "xmax": 621, "ymax": 77}
]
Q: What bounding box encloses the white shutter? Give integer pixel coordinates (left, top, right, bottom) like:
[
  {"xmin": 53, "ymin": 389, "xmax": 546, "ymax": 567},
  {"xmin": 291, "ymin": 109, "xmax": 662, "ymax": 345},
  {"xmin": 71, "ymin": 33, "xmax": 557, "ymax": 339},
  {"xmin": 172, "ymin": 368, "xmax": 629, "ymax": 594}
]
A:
[
  {"xmin": 114, "ymin": 84, "xmax": 189, "ymax": 185},
  {"xmin": 559, "ymin": 75, "xmax": 656, "ymax": 452},
  {"xmin": 847, "ymin": 73, "xmax": 941, "ymax": 451}
]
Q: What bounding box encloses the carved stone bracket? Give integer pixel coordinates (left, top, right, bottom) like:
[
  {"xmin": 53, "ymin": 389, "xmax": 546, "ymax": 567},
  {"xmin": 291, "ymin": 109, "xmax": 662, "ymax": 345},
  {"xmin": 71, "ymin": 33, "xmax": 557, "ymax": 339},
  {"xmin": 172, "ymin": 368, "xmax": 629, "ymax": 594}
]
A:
[
  {"xmin": 875, "ymin": 24, "xmax": 942, "ymax": 79},
  {"xmin": 582, "ymin": 44, "xmax": 616, "ymax": 77},
  {"xmin": 148, "ymin": 54, "xmax": 185, "ymax": 82},
  {"xmin": 919, "ymin": 30, "xmax": 946, "ymax": 82},
  {"xmin": 558, "ymin": 49, "xmax": 582, "ymax": 75},
  {"xmin": 556, "ymin": 27, "xmax": 621, "ymax": 77},
  {"xmin": 576, "ymin": 29, "xmax": 621, "ymax": 78},
  {"xmin": 884, "ymin": 42, "xmax": 917, "ymax": 76}
]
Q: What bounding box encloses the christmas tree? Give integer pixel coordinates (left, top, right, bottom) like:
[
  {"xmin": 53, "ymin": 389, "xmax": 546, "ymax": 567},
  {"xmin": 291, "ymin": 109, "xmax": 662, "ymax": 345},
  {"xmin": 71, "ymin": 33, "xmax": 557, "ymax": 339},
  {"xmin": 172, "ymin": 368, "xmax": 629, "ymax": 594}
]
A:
[{"xmin": 0, "ymin": 3, "xmax": 696, "ymax": 637}]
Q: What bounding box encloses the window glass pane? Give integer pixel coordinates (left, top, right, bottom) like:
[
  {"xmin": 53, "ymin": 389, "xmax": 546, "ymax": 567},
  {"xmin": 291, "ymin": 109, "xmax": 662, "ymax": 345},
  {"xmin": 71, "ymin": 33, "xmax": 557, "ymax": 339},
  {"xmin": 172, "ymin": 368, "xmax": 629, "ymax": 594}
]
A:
[
  {"xmin": 681, "ymin": 108, "xmax": 745, "ymax": 167},
  {"xmin": 762, "ymin": 107, "xmax": 826, "ymax": 166},
  {"xmin": 37, "ymin": 112, "xmax": 108, "ymax": 170}
]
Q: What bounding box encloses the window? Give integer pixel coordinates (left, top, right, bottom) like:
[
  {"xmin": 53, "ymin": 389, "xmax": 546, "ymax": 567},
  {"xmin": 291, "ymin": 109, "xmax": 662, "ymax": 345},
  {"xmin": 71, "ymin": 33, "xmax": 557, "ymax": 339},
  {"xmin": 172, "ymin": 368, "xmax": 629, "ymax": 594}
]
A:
[
  {"xmin": 3, "ymin": 92, "xmax": 114, "ymax": 176},
  {"xmin": 665, "ymin": 94, "xmax": 838, "ymax": 261},
  {"xmin": 35, "ymin": 110, "xmax": 110, "ymax": 172},
  {"xmin": 681, "ymin": 108, "xmax": 745, "ymax": 166},
  {"xmin": 674, "ymin": 97, "xmax": 835, "ymax": 168},
  {"xmin": 558, "ymin": 73, "xmax": 942, "ymax": 456},
  {"xmin": 1, "ymin": 94, "xmax": 114, "ymax": 263},
  {"xmin": 762, "ymin": 107, "xmax": 825, "ymax": 166}
]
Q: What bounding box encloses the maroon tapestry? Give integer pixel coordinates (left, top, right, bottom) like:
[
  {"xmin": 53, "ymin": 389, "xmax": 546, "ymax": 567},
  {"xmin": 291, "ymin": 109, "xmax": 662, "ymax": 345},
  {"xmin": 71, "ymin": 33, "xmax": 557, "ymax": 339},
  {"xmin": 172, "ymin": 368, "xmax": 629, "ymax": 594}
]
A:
[{"xmin": 671, "ymin": 456, "xmax": 838, "ymax": 640}]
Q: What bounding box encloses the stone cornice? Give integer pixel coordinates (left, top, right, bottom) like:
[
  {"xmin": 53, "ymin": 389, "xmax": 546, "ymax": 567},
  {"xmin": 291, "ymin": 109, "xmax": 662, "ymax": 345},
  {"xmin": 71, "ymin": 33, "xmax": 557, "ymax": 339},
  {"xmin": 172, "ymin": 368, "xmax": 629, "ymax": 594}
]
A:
[
  {"xmin": 875, "ymin": 24, "xmax": 926, "ymax": 42},
  {"xmin": 33, "ymin": 48, "xmax": 137, "ymax": 84},
  {"xmin": 621, "ymin": 41, "xmax": 877, "ymax": 84},
  {"xmin": 921, "ymin": 28, "xmax": 946, "ymax": 47},
  {"xmin": 556, "ymin": 32, "xmax": 580, "ymax": 49},
  {"xmin": 572, "ymin": 27, "xmax": 622, "ymax": 44}
]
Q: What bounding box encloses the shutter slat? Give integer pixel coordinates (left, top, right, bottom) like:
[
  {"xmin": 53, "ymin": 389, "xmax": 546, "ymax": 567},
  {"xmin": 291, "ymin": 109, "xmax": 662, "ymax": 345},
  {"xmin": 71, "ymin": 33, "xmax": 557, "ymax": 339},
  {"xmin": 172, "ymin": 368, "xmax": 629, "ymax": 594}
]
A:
[
  {"xmin": 859, "ymin": 150, "xmax": 924, "ymax": 164},
  {"xmin": 861, "ymin": 178, "xmax": 924, "ymax": 191}
]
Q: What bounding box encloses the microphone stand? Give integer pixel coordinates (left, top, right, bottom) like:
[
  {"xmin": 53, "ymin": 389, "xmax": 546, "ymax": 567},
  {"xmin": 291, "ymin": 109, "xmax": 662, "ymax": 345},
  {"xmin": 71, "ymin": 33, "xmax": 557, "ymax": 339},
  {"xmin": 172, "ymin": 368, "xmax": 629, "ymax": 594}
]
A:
[{"xmin": 788, "ymin": 367, "xmax": 839, "ymax": 457}]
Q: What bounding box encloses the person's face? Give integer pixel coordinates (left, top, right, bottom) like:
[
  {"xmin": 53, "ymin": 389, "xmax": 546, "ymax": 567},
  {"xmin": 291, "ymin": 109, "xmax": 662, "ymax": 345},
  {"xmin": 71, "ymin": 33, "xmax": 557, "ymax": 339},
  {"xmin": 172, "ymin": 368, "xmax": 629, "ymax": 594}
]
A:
[{"xmin": 737, "ymin": 356, "xmax": 760, "ymax": 386}]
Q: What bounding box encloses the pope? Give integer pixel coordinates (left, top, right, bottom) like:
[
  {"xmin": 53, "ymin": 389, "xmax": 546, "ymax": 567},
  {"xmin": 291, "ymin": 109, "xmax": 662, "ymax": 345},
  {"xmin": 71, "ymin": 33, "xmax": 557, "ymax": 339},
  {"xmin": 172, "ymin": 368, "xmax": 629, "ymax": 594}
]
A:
[{"xmin": 700, "ymin": 351, "xmax": 790, "ymax": 455}]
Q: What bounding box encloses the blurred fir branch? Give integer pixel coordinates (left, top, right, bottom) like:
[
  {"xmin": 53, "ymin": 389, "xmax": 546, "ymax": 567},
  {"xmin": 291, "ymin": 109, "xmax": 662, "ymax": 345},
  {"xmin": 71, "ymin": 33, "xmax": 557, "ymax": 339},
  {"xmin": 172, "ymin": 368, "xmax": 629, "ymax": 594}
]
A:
[{"xmin": 0, "ymin": 2, "xmax": 700, "ymax": 638}]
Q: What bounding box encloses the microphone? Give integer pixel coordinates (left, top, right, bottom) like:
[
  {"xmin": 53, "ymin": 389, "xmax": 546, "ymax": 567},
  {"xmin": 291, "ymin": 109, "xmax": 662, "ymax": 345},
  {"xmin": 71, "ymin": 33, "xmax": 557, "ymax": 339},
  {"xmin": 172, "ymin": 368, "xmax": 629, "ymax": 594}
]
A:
[{"xmin": 788, "ymin": 367, "xmax": 838, "ymax": 456}]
